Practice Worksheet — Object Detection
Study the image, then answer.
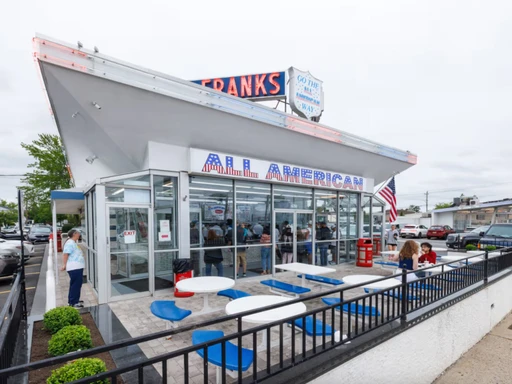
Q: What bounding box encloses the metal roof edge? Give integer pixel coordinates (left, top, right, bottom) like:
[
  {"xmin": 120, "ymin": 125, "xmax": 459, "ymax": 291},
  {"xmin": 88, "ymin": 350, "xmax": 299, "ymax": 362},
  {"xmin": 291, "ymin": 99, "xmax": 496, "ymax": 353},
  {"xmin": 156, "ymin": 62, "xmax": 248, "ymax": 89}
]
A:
[{"xmin": 34, "ymin": 33, "xmax": 417, "ymax": 165}]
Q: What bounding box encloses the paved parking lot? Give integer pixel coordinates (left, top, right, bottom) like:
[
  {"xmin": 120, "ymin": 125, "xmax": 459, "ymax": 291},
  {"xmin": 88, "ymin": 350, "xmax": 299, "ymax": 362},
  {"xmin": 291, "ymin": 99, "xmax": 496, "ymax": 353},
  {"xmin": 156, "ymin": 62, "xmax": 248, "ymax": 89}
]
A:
[{"xmin": 0, "ymin": 244, "xmax": 46, "ymax": 312}]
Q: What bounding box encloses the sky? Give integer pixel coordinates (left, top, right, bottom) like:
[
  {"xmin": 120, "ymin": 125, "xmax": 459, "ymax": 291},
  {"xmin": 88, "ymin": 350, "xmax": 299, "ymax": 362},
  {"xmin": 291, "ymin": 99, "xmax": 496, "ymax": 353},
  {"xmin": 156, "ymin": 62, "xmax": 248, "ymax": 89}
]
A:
[{"xmin": 1, "ymin": 0, "xmax": 512, "ymax": 210}]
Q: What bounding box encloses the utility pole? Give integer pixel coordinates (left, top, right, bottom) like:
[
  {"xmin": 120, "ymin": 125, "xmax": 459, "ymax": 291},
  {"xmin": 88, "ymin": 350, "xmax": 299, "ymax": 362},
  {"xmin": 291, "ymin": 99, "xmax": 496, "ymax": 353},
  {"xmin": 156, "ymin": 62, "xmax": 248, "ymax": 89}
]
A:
[{"xmin": 425, "ymin": 191, "xmax": 429, "ymax": 212}]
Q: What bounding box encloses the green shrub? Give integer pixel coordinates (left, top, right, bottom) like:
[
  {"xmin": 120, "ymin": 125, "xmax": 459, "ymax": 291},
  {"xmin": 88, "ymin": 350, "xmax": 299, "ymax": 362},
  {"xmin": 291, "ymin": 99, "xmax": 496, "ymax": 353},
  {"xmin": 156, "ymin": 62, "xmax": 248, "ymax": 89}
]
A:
[
  {"xmin": 465, "ymin": 244, "xmax": 478, "ymax": 251},
  {"xmin": 484, "ymin": 245, "xmax": 497, "ymax": 251},
  {"xmin": 43, "ymin": 306, "xmax": 82, "ymax": 334},
  {"xmin": 61, "ymin": 224, "xmax": 74, "ymax": 233},
  {"xmin": 47, "ymin": 358, "xmax": 107, "ymax": 384},
  {"xmin": 48, "ymin": 325, "xmax": 93, "ymax": 356}
]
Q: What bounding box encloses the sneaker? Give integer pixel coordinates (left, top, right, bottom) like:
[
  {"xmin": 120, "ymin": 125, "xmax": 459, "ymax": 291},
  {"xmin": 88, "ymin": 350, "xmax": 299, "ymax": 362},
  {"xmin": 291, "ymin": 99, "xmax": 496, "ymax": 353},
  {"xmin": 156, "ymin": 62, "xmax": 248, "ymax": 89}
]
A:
[
  {"xmin": 78, "ymin": 300, "xmax": 84, "ymax": 304},
  {"xmin": 243, "ymin": 273, "xmax": 247, "ymax": 277},
  {"xmin": 72, "ymin": 303, "xmax": 84, "ymax": 308}
]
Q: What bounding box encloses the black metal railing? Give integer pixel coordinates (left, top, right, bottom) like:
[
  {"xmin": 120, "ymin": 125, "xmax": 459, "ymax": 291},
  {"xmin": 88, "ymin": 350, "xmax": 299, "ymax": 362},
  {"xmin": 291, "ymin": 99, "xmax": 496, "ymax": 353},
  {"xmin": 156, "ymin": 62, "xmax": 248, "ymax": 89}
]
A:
[
  {"xmin": 1, "ymin": 249, "xmax": 512, "ymax": 384},
  {"xmin": 0, "ymin": 273, "xmax": 24, "ymax": 384}
]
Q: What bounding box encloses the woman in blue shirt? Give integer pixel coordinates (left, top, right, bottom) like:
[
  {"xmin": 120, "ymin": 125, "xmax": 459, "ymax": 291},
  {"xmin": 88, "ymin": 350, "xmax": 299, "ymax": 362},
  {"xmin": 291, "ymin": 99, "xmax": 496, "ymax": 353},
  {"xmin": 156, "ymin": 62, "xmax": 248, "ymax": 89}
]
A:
[
  {"xmin": 389, "ymin": 240, "xmax": 420, "ymax": 280},
  {"xmin": 61, "ymin": 229, "xmax": 85, "ymax": 308}
]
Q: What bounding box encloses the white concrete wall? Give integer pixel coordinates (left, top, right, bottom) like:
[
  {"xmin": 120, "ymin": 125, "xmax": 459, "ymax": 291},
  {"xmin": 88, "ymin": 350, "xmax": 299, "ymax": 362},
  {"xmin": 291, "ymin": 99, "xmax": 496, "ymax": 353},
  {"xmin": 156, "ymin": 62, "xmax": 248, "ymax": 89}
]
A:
[
  {"xmin": 433, "ymin": 211, "xmax": 454, "ymax": 228},
  {"xmin": 310, "ymin": 274, "xmax": 512, "ymax": 384},
  {"xmin": 145, "ymin": 141, "xmax": 189, "ymax": 171}
]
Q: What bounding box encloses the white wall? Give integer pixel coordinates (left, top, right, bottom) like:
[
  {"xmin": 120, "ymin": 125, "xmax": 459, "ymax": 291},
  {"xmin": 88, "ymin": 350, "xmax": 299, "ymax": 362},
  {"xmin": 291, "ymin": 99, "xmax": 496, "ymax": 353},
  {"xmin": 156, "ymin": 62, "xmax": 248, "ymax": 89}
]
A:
[
  {"xmin": 310, "ymin": 274, "xmax": 512, "ymax": 384},
  {"xmin": 433, "ymin": 211, "xmax": 454, "ymax": 228},
  {"xmin": 145, "ymin": 141, "xmax": 189, "ymax": 171}
]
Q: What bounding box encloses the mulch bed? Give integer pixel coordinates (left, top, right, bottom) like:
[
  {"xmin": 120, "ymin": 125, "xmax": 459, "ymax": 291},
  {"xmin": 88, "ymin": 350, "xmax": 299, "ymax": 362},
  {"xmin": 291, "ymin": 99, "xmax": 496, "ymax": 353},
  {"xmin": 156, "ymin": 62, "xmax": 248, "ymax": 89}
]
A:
[{"xmin": 30, "ymin": 312, "xmax": 124, "ymax": 384}]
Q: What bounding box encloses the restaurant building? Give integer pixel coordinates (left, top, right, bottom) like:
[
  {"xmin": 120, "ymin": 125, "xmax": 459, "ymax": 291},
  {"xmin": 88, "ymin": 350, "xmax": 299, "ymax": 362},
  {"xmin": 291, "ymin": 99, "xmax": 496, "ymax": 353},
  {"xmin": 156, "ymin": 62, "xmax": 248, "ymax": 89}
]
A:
[{"xmin": 36, "ymin": 34, "xmax": 417, "ymax": 304}]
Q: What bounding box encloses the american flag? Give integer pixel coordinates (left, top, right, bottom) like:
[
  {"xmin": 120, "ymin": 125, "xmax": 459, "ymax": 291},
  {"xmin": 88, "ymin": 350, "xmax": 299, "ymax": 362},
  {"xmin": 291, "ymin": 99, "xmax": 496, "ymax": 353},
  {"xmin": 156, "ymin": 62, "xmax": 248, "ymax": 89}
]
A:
[
  {"xmin": 202, "ymin": 155, "xmax": 224, "ymax": 174},
  {"xmin": 379, "ymin": 177, "xmax": 397, "ymax": 222}
]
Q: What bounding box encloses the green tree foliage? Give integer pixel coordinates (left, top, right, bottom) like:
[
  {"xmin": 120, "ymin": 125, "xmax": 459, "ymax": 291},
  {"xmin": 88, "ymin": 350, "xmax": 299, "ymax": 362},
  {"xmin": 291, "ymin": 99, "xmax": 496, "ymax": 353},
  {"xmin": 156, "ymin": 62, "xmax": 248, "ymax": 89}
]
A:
[
  {"xmin": 408, "ymin": 205, "xmax": 421, "ymax": 213},
  {"xmin": 0, "ymin": 200, "xmax": 18, "ymax": 226},
  {"xmin": 435, "ymin": 202, "xmax": 453, "ymax": 210},
  {"xmin": 20, "ymin": 134, "xmax": 72, "ymax": 223}
]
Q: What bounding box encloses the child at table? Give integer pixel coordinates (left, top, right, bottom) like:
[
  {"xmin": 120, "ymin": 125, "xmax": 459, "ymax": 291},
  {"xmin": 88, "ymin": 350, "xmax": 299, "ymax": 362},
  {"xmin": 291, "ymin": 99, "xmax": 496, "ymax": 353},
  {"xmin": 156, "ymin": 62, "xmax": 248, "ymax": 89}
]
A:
[{"xmin": 419, "ymin": 242, "xmax": 437, "ymax": 264}]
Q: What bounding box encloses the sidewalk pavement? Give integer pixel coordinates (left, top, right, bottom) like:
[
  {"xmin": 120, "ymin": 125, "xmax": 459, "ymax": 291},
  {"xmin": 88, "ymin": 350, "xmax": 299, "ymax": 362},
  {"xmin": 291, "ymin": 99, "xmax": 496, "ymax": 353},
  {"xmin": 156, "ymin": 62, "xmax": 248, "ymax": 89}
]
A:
[{"xmin": 434, "ymin": 310, "xmax": 512, "ymax": 384}]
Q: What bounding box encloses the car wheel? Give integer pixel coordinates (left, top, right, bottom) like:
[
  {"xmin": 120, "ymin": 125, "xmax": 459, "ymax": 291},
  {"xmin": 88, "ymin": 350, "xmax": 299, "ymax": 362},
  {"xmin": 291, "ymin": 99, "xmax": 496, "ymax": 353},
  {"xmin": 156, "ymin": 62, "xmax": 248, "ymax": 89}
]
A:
[
  {"xmin": 417, "ymin": 233, "xmax": 422, "ymax": 239},
  {"xmin": 443, "ymin": 234, "xmax": 448, "ymax": 240},
  {"xmin": 427, "ymin": 236, "xmax": 431, "ymax": 240}
]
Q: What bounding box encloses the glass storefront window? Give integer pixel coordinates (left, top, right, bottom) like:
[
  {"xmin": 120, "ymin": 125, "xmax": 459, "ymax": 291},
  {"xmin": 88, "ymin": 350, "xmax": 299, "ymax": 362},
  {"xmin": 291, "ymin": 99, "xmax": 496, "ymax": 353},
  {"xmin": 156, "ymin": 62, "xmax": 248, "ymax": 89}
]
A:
[
  {"xmin": 189, "ymin": 176, "xmax": 234, "ymax": 278},
  {"xmin": 153, "ymin": 175, "xmax": 178, "ymax": 250},
  {"xmin": 274, "ymin": 186, "xmax": 313, "ymax": 210},
  {"xmin": 106, "ymin": 187, "xmax": 150, "ymax": 203},
  {"xmin": 236, "ymin": 181, "xmax": 272, "ymax": 275}
]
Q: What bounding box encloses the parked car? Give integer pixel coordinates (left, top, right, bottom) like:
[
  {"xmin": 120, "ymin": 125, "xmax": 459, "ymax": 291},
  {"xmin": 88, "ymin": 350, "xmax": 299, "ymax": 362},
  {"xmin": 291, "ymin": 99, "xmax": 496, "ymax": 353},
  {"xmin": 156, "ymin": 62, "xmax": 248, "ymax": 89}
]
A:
[
  {"xmin": 478, "ymin": 224, "xmax": 512, "ymax": 249},
  {"xmin": 426, "ymin": 225, "xmax": 455, "ymax": 240},
  {"xmin": 0, "ymin": 238, "xmax": 34, "ymax": 260},
  {"xmin": 26, "ymin": 225, "xmax": 52, "ymax": 244},
  {"xmin": 0, "ymin": 248, "xmax": 19, "ymax": 277},
  {"xmin": 400, "ymin": 224, "xmax": 428, "ymax": 238},
  {"xmin": 1, "ymin": 226, "xmax": 17, "ymax": 234},
  {"xmin": 446, "ymin": 225, "xmax": 490, "ymax": 249},
  {"xmin": 363, "ymin": 225, "xmax": 382, "ymax": 237}
]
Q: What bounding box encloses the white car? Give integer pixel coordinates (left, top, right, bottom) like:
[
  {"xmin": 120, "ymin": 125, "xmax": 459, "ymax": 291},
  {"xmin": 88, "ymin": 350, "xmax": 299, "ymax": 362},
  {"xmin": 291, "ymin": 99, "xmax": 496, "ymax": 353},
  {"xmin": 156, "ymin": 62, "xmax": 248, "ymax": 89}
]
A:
[
  {"xmin": 400, "ymin": 224, "xmax": 428, "ymax": 238},
  {"xmin": 0, "ymin": 239, "xmax": 34, "ymax": 261}
]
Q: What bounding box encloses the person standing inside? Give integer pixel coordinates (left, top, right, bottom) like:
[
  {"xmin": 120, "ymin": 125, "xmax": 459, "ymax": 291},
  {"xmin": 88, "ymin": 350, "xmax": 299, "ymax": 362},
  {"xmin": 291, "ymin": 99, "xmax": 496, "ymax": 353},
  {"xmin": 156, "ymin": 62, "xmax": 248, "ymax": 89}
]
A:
[
  {"xmin": 260, "ymin": 227, "xmax": 272, "ymax": 274},
  {"xmin": 316, "ymin": 222, "xmax": 331, "ymax": 266},
  {"xmin": 280, "ymin": 225, "xmax": 294, "ymax": 264},
  {"xmin": 386, "ymin": 224, "xmax": 399, "ymax": 251},
  {"xmin": 204, "ymin": 230, "xmax": 224, "ymax": 276},
  {"xmin": 61, "ymin": 229, "xmax": 85, "ymax": 308}
]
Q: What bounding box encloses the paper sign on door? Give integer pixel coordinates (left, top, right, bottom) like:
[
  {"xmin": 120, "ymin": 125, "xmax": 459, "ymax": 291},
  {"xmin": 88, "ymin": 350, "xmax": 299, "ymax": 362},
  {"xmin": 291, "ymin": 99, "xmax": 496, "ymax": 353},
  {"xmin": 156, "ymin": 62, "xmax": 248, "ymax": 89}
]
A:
[
  {"xmin": 123, "ymin": 230, "xmax": 136, "ymax": 244},
  {"xmin": 159, "ymin": 232, "xmax": 171, "ymax": 242},
  {"xmin": 160, "ymin": 220, "xmax": 170, "ymax": 232}
]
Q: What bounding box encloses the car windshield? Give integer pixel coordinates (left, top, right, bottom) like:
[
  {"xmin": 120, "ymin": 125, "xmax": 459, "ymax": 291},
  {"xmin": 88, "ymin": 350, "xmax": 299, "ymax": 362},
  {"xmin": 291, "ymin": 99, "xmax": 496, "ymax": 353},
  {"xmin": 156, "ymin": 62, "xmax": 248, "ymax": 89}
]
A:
[
  {"xmin": 430, "ymin": 226, "xmax": 443, "ymax": 230},
  {"xmin": 32, "ymin": 227, "xmax": 51, "ymax": 234},
  {"xmin": 471, "ymin": 226, "xmax": 489, "ymax": 234},
  {"xmin": 485, "ymin": 225, "xmax": 512, "ymax": 238}
]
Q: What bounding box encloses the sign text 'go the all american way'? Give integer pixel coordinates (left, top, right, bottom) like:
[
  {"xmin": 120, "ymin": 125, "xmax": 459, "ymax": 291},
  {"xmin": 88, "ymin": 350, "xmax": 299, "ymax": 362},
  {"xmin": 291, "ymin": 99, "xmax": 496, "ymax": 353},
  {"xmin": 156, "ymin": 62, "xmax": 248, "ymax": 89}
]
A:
[{"xmin": 190, "ymin": 149, "xmax": 367, "ymax": 192}]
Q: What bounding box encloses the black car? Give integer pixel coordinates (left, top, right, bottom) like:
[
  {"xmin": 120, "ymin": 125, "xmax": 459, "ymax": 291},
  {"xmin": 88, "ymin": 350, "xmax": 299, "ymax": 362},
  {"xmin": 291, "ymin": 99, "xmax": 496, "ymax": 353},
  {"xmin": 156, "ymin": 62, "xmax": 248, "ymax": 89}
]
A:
[
  {"xmin": 478, "ymin": 224, "xmax": 512, "ymax": 249},
  {"xmin": 27, "ymin": 225, "xmax": 52, "ymax": 244},
  {"xmin": 446, "ymin": 225, "xmax": 490, "ymax": 249}
]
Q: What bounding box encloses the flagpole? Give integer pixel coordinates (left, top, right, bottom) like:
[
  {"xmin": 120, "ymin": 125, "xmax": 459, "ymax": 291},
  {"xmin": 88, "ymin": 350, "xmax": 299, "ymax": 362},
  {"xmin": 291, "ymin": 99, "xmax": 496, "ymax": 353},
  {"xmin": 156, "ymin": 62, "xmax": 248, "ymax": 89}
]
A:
[{"xmin": 372, "ymin": 171, "xmax": 399, "ymax": 198}]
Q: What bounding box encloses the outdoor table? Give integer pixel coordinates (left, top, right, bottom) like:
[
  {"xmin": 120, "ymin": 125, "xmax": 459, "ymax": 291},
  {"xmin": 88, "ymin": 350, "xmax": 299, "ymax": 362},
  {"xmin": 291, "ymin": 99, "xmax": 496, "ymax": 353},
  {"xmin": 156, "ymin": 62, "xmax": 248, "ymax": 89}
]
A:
[
  {"xmin": 176, "ymin": 276, "xmax": 234, "ymax": 316},
  {"xmin": 380, "ymin": 250, "xmax": 399, "ymax": 259},
  {"xmin": 226, "ymin": 295, "xmax": 306, "ymax": 350},
  {"xmin": 343, "ymin": 274, "xmax": 400, "ymax": 291},
  {"xmin": 441, "ymin": 255, "xmax": 483, "ymax": 264},
  {"xmin": 274, "ymin": 262, "xmax": 336, "ymax": 287},
  {"xmin": 418, "ymin": 264, "xmax": 454, "ymax": 275}
]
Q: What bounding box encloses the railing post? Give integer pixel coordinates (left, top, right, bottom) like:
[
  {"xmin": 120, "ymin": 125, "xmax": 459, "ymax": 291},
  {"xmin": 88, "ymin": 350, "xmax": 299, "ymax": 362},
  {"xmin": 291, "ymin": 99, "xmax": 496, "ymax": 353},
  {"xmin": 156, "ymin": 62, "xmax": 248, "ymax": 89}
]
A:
[
  {"xmin": 484, "ymin": 250, "xmax": 489, "ymax": 284},
  {"xmin": 400, "ymin": 268, "xmax": 407, "ymax": 325}
]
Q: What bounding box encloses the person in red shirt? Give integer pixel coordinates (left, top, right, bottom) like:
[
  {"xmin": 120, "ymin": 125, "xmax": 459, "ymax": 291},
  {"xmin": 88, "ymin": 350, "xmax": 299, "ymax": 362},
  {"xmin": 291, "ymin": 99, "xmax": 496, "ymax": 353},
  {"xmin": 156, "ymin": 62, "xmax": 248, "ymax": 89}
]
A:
[{"xmin": 419, "ymin": 242, "xmax": 437, "ymax": 264}]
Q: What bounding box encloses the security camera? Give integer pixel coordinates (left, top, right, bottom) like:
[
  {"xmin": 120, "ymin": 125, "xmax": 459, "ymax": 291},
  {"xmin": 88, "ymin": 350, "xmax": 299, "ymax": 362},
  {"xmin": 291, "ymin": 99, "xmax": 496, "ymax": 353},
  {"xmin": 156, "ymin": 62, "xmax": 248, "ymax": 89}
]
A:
[{"xmin": 92, "ymin": 101, "xmax": 101, "ymax": 110}]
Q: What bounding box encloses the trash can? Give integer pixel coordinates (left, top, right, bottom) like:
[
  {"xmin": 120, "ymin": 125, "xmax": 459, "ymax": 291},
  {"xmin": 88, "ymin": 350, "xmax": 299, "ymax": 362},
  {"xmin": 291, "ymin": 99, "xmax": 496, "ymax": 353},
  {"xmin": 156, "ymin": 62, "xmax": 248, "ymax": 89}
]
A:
[
  {"xmin": 57, "ymin": 230, "xmax": 63, "ymax": 252},
  {"xmin": 356, "ymin": 238, "xmax": 373, "ymax": 267},
  {"xmin": 373, "ymin": 238, "xmax": 381, "ymax": 256},
  {"xmin": 173, "ymin": 259, "xmax": 195, "ymax": 298}
]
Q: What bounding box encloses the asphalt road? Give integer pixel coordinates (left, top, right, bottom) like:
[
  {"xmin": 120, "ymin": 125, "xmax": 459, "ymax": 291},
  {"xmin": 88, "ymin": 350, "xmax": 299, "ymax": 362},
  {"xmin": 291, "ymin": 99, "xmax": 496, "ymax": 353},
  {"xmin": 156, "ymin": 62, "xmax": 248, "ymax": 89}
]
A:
[{"xmin": 0, "ymin": 244, "xmax": 46, "ymax": 311}]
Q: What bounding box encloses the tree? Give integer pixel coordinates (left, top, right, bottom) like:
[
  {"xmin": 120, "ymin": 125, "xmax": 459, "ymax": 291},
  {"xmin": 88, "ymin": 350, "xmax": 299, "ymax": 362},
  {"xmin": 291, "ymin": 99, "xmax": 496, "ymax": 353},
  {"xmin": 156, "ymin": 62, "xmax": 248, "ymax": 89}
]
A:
[
  {"xmin": 20, "ymin": 134, "xmax": 73, "ymax": 223},
  {"xmin": 0, "ymin": 200, "xmax": 18, "ymax": 226},
  {"xmin": 408, "ymin": 205, "xmax": 421, "ymax": 213},
  {"xmin": 435, "ymin": 202, "xmax": 453, "ymax": 210}
]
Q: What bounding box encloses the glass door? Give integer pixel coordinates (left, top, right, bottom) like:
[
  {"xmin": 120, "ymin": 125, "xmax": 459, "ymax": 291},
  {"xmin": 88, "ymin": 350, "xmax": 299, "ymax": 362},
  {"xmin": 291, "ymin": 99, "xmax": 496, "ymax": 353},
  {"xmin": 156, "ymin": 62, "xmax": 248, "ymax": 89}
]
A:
[
  {"xmin": 107, "ymin": 205, "xmax": 150, "ymax": 298},
  {"xmin": 275, "ymin": 210, "xmax": 313, "ymax": 266}
]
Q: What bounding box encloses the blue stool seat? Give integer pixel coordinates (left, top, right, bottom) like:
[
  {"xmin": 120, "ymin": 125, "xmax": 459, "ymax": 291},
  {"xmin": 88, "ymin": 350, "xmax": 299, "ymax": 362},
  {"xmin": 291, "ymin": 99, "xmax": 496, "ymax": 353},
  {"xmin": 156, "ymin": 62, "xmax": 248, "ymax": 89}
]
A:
[
  {"xmin": 260, "ymin": 280, "xmax": 311, "ymax": 296},
  {"xmin": 150, "ymin": 301, "xmax": 192, "ymax": 322},
  {"xmin": 292, "ymin": 316, "xmax": 334, "ymax": 336},
  {"xmin": 217, "ymin": 289, "xmax": 251, "ymax": 300},
  {"xmin": 322, "ymin": 298, "xmax": 380, "ymax": 317},
  {"xmin": 297, "ymin": 275, "xmax": 344, "ymax": 286},
  {"xmin": 192, "ymin": 330, "xmax": 253, "ymax": 372}
]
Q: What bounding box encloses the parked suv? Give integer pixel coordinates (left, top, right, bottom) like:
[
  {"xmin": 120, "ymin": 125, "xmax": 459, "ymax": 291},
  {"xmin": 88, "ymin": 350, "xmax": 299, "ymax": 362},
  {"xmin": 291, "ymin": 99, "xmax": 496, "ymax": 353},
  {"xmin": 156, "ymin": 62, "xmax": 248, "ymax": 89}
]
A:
[
  {"xmin": 26, "ymin": 225, "xmax": 52, "ymax": 244},
  {"xmin": 400, "ymin": 224, "xmax": 428, "ymax": 238},
  {"xmin": 446, "ymin": 225, "xmax": 490, "ymax": 249},
  {"xmin": 478, "ymin": 224, "xmax": 512, "ymax": 249},
  {"xmin": 426, "ymin": 225, "xmax": 455, "ymax": 240}
]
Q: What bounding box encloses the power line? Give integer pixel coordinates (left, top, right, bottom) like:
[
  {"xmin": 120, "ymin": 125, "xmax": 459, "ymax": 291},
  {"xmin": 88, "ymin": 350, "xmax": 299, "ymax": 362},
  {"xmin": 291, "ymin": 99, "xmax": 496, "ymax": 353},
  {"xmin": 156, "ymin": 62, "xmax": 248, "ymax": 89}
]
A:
[{"xmin": 397, "ymin": 181, "xmax": 512, "ymax": 197}]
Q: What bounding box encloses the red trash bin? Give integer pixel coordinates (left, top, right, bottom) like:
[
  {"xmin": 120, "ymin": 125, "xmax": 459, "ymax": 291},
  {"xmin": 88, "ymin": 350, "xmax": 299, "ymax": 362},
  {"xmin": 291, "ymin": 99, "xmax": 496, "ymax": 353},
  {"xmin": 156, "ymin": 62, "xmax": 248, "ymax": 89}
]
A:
[
  {"xmin": 57, "ymin": 230, "xmax": 63, "ymax": 252},
  {"xmin": 373, "ymin": 238, "xmax": 381, "ymax": 256},
  {"xmin": 356, "ymin": 238, "xmax": 373, "ymax": 267},
  {"xmin": 173, "ymin": 259, "xmax": 195, "ymax": 298}
]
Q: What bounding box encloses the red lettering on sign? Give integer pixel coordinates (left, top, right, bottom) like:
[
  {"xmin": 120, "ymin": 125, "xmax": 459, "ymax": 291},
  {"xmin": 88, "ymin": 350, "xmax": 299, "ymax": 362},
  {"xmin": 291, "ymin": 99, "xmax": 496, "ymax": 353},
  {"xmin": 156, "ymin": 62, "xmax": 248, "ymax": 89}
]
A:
[
  {"xmin": 254, "ymin": 74, "xmax": 267, "ymax": 96},
  {"xmin": 268, "ymin": 72, "xmax": 281, "ymax": 95},
  {"xmin": 240, "ymin": 76, "xmax": 252, "ymax": 97},
  {"xmin": 201, "ymin": 79, "xmax": 211, "ymax": 87},
  {"xmin": 227, "ymin": 77, "xmax": 238, "ymax": 96},
  {"xmin": 213, "ymin": 78, "xmax": 224, "ymax": 91}
]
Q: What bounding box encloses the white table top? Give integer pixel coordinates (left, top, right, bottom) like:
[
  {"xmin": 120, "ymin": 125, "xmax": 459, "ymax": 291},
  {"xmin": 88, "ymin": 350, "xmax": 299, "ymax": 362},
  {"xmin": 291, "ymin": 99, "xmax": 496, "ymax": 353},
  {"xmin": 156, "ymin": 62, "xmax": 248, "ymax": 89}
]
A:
[
  {"xmin": 274, "ymin": 262, "xmax": 336, "ymax": 275},
  {"xmin": 364, "ymin": 278, "xmax": 401, "ymax": 290},
  {"xmin": 418, "ymin": 264, "xmax": 454, "ymax": 273},
  {"xmin": 225, "ymin": 295, "xmax": 307, "ymax": 324},
  {"xmin": 175, "ymin": 276, "xmax": 234, "ymax": 293},
  {"xmin": 342, "ymin": 275, "xmax": 385, "ymax": 286},
  {"xmin": 467, "ymin": 250, "xmax": 486, "ymax": 255},
  {"xmin": 380, "ymin": 251, "xmax": 399, "ymax": 255}
]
